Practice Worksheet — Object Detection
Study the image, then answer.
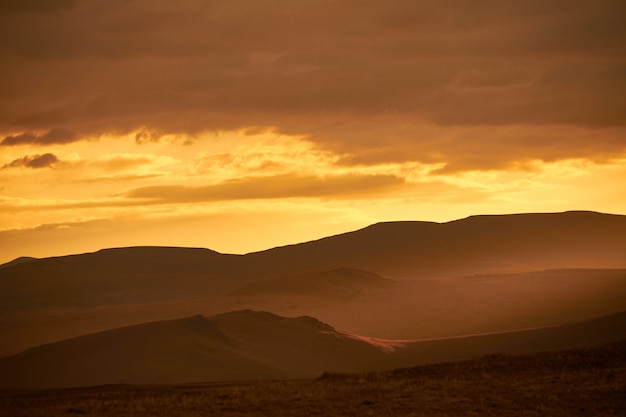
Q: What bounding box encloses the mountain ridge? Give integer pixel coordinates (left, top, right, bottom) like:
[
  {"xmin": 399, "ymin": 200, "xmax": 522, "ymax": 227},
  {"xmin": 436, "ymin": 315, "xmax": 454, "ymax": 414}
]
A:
[{"xmin": 1, "ymin": 211, "xmax": 620, "ymax": 268}]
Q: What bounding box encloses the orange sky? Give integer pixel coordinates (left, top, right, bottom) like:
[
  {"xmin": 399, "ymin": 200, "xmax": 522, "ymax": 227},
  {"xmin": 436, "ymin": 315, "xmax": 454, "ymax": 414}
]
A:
[{"xmin": 1, "ymin": 0, "xmax": 625, "ymax": 263}]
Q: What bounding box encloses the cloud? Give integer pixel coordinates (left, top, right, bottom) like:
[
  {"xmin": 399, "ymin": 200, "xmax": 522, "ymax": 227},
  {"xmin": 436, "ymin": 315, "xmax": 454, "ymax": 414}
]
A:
[
  {"xmin": 1, "ymin": 219, "xmax": 96, "ymax": 234},
  {"xmin": 1, "ymin": 1, "xmax": 623, "ymax": 125},
  {"xmin": 2, "ymin": 153, "xmax": 59, "ymax": 169},
  {"xmin": 324, "ymin": 123, "xmax": 626, "ymax": 173},
  {"xmin": 0, "ymin": 173, "xmax": 404, "ymax": 216},
  {"xmin": 1, "ymin": 128, "xmax": 79, "ymax": 146},
  {"xmin": 0, "ymin": 0, "xmax": 624, "ymax": 171},
  {"xmin": 125, "ymin": 173, "xmax": 404, "ymax": 202}
]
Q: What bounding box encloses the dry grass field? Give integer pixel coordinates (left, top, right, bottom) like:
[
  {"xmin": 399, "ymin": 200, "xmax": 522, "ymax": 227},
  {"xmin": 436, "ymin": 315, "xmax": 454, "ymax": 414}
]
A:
[{"xmin": 2, "ymin": 339, "xmax": 624, "ymax": 417}]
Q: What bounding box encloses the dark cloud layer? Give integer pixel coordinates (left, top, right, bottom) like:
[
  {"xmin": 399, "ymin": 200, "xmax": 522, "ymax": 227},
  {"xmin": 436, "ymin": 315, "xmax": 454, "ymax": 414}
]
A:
[
  {"xmin": 0, "ymin": 0, "xmax": 624, "ymax": 170},
  {"xmin": 327, "ymin": 123, "xmax": 626, "ymax": 172},
  {"xmin": 2, "ymin": 153, "xmax": 59, "ymax": 169}
]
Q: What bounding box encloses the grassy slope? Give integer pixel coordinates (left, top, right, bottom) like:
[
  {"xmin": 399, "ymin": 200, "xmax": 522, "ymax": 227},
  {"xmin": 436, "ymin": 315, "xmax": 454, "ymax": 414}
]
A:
[{"xmin": 2, "ymin": 339, "xmax": 624, "ymax": 417}]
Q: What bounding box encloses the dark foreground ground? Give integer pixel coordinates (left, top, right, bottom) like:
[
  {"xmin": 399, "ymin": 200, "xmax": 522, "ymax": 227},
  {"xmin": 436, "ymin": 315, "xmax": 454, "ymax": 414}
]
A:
[{"xmin": 2, "ymin": 339, "xmax": 625, "ymax": 417}]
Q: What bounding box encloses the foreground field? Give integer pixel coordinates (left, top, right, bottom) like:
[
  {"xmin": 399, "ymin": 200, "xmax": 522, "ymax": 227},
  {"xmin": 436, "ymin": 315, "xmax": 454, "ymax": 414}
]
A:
[{"xmin": 2, "ymin": 339, "xmax": 625, "ymax": 417}]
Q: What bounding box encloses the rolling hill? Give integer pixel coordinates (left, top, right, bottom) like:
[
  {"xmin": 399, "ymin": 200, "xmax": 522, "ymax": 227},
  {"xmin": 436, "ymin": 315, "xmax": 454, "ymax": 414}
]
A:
[
  {"xmin": 1, "ymin": 309, "xmax": 625, "ymax": 389},
  {"xmin": 241, "ymin": 210, "xmax": 626, "ymax": 277},
  {"xmin": 0, "ymin": 310, "xmax": 388, "ymax": 389}
]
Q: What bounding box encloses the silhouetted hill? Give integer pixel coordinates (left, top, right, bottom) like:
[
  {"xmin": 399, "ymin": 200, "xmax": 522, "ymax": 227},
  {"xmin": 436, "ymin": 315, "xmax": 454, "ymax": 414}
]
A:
[
  {"xmin": 0, "ymin": 246, "xmax": 241, "ymax": 309},
  {"xmin": 0, "ymin": 310, "xmax": 388, "ymax": 389},
  {"xmin": 242, "ymin": 211, "xmax": 626, "ymax": 277},
  {"xmin": 0, "ymin": 256, "xmax": 37, "ymax": 270},
  {"xmin": 1, "ymin": 309, "xmax": 625, "ymax": 389}
]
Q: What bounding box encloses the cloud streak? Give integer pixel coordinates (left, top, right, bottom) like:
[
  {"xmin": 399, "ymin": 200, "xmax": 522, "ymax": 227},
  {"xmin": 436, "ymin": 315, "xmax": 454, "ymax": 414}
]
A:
[
  {"xmin": 330, "ymin": 124, "xmax": 626, "ymax": 172},
  {"xmin": 1, "ymin": 128, "xmax": 79, "ymax": 146},
  {"xmin": 126, "ymin": 174, "xmax": 405, "ymax": 203},
  {"xmin": 2, "ymin": 153, "xmax": 59, "ymax": 169}
]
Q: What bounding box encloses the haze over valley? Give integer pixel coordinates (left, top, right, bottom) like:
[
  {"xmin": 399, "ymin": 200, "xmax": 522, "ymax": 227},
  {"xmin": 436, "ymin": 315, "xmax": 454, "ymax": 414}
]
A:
[{"xmin": 1, "ymin": 211, "xmax": 626, "ymax": 389}]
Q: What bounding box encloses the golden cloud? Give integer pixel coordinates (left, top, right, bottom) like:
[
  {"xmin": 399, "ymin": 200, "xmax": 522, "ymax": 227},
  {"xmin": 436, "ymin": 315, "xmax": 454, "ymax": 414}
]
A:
[{"xmin": 125, "ymin": 173, "xmax": 405, "ymax": 202}]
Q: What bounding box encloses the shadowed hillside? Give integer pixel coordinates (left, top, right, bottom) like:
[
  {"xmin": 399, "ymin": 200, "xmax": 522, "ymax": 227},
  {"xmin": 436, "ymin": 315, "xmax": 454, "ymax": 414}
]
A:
[
  {"xmin": 0, "ymin": 311, "xmax": 389, "ymax": 389},
  {"xmin": 2, "ymin": 309, "xmax": 625, "ymax": 389},
  {"xmin": 390, "ymin": 310, "xmax": 626, "ymax": 366}
]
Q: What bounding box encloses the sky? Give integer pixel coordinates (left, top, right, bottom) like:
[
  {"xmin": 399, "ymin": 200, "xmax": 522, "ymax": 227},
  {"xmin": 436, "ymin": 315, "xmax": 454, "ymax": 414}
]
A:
[{"xmin": 1, "ymin": 0, "xmax": 625, "ymax": 263}]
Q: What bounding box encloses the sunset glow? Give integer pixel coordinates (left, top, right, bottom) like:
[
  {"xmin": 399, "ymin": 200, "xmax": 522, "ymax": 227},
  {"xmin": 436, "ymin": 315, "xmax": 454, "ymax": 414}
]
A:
[{"xmin": 1, "ymin": 0, "xmax": 625, "ymax": 263}]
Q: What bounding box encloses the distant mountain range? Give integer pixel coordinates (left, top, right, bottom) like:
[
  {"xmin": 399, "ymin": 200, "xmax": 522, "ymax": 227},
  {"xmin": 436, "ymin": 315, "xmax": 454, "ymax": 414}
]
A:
[
  {"xmin": 3, "ymin": 211, "xmax": 626, "ymax": 278},
  {"xmin": 1, "ymin": 211, "xmax": 626, "ymax": 388}
]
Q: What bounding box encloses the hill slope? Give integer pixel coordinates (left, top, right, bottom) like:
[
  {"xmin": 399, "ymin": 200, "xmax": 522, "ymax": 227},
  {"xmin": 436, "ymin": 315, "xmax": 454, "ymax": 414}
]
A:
[
  {"xmin": 392, "ymin": 309, "xmax": 626, "ymax": 366},
  {"xmin": 0, "ymin": 311, "xmax": 388, "ymax": 389},
  {"xmin": 2, "ymin": 309, "xmax": 626, "ymax": 389},
  {"xmin": 243, "ymin": 211, "xmax": 626, "ymax": 277},
  {"xmin": 0, "ymin": 256, "xmax": 37, "ymax": 270}
]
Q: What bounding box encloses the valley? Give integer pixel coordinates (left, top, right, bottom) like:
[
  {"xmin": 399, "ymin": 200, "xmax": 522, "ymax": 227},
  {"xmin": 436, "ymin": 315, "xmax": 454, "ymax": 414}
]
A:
[{"xmin": 1, "ymin": 211, "xmax": 625, "ymax": 391}]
